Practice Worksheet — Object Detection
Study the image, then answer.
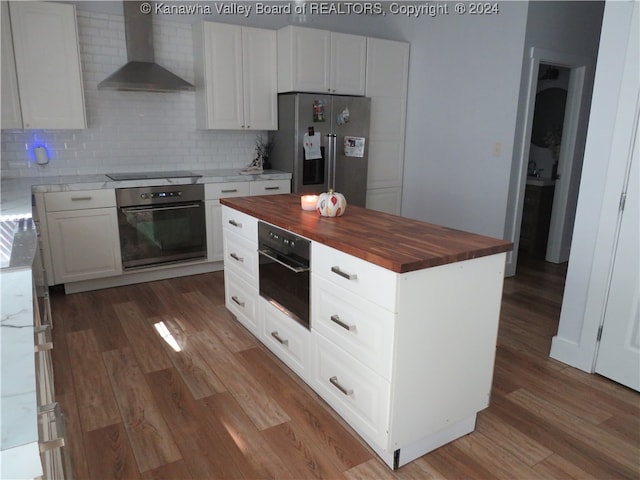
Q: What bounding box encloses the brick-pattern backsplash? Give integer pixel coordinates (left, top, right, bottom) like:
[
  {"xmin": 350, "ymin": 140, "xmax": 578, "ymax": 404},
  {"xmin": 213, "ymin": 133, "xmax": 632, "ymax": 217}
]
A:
[{"xmin": 1, "ymin": 10, "xmax": 263, "ymax": 178}]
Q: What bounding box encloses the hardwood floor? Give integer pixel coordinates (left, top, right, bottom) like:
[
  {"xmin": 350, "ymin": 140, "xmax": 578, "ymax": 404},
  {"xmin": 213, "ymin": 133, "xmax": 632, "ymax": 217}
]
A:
[{"xmin": 50, "ymin": 257, "xmax": 640, "ymax": 479}]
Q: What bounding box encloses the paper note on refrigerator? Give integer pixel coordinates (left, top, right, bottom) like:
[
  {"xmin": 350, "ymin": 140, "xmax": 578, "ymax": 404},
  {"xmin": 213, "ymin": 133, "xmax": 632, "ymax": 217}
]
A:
[
  {"xmin": 344, "ymin": 136, "xmax": 365, "ymax": 158},
  {"xmin": 303, "ymin": 132, "xmax": 322, "ymax": 160}
]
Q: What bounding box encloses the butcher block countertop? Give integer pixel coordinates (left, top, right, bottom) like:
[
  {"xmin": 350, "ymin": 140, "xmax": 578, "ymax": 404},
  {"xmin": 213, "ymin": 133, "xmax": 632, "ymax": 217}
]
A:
[{"xmin": 221, "ymin": 194, "xmax": 513, "ymax": 273}]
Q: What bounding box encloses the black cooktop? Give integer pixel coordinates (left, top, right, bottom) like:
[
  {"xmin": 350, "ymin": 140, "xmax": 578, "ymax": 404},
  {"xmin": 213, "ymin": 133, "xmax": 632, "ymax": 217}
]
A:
[{"xmin": 106, "ymin": 170, "xmax": 202, "ymax": 181}]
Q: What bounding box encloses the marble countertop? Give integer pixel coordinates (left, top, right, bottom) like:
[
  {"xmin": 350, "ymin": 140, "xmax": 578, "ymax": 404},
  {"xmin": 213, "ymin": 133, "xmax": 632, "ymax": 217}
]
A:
[
  {"xmin": 1, "ymin": 169, "xmax": 291, "ymax": 220},
  {"xmin": 0, "ymin": 268, "xmax": 43, "ymax": 479}
]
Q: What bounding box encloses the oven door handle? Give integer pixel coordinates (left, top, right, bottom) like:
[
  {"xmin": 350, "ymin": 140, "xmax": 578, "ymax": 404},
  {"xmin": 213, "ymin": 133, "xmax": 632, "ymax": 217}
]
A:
[
  {"xmin": 258, "ymin": 248, "xmax": 309, "ymax": 274},
  {"xmin": 120, "ymin": 203, "xmax": 201, "ymax": 213}
]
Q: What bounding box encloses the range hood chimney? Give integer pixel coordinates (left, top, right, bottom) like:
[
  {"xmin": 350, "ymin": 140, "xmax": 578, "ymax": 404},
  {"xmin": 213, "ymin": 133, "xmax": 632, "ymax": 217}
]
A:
[{"xmin": 98, "ymin": 1, "xmax": 194, "ymax": 92}]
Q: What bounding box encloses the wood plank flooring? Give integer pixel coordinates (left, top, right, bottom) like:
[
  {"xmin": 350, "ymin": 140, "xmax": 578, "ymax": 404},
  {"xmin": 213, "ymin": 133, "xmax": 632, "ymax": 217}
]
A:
[{"xmin": 50, "ymin": 256, "xmax": 640, "ymax": 479}]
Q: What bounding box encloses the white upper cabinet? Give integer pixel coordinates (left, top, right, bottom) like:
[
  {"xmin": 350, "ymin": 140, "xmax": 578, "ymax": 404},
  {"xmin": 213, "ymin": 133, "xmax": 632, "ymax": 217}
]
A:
[
  {"xmin": 365, "ymin": 38, "xmax": 410, "ymax": 215},
  {"xmin": 6, "ymin": 1, "xmax": 86, "ymax": 129},
  {"xmin": 277, "ymin": 26, "xmax": 366, "ymax": 95},
  {"xmin": 330, "ymin": 32, "xmax": 367, "ymax": 95},
  {"xmin": 194, "ymin": 22, "xmax": 277, "ymax": 130},
  {"xmin": 241, "ymin": 27, "xmax": 279, "ymax": 130}
]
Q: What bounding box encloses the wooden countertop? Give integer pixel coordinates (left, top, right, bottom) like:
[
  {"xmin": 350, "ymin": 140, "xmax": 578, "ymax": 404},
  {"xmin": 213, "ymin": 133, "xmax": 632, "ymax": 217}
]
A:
[{"xmin": 221, "ymin": 194, "xmax": 513, "ymax": 273}]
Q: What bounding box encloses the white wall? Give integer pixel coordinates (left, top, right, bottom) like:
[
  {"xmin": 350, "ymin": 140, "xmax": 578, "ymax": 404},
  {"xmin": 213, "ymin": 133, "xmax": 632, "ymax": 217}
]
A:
[
  {"xmin": 551, "ymin": 0, "xmax": 638, "ymax": 372},
  {"xmin": 397, "ymin": 3, "xmax": 529, "ymax": 238}
]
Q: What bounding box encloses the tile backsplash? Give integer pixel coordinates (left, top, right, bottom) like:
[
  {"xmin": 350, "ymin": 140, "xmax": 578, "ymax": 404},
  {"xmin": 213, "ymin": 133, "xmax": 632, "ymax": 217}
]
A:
[{"xmin": 1, "ymin": 10, "xmax": 262, "ymax": 178}]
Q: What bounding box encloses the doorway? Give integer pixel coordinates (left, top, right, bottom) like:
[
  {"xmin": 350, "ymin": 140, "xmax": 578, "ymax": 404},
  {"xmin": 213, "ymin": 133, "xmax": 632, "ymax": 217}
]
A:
[
  {"xmin": 506, "ymin": 47, "xmax": 596, "ymax": 276},
  {"xmin": 518, "ymin": 64, "xmax": 569, "ymax": 263}
]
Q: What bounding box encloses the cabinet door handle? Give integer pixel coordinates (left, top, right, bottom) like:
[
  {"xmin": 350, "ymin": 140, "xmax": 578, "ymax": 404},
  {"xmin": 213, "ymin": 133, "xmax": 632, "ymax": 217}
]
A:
[
  {"xmin": 231, "ymin": 296, "xmax": 245, "ymax": 307},
  {"xmin": 230, "ymin": 253, "xmax": 243, "ymax": 263},
  {"xmin": 265, "ymin": 186, "xmax": 280, "ymax": 191},
  {"xmin": 330, "ymin": 314, "xmax": 355, "ymax": 332},
  {"xmin": 331, "ymin": 266, "xmax": 357, "ymax": 280},
  {"xmin": 271, "ymin": 331, "xmax": 289, "ymax": 346},
  {"xmin": 221, "ymin": 189, "xmax": 238, "ymax": 193},
  {"xmin": 228, "ymin": 219, "xmax": 242, "ymax": 228},
  {"xmin": 329, "ymin": 376, "xmax": 353, "ymax": 396},
  {"xmin": 71, "ymin": 196, "xmax": 92, "ymax": 201}
]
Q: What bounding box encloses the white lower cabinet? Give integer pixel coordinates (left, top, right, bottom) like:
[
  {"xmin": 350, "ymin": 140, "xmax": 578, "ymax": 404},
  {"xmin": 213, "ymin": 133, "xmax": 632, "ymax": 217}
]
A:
[
  {"xmin": 261, "ymin": 302, "xmax": 310, "ymax": 380},
  {"xmin": 205, "ymin": 182, "xmax": 251, "ymax": 262},
  {"xmin": 46, "ymin": 207, "xmax": 121, "ymax": 285},
  {"xmin": 311, "ymin": 332, "xmax": 391, "ymax": 447},
  {"xmin": 224, "ymin": 269, "xmax": 259, "ymax": 336},
  {"xmin": 249, "ymin": 179, "xmax": 290, "ymax": 196},
  {"xmin": 312, "ymin": 275, "xmax": 394, "ymax": 381}
]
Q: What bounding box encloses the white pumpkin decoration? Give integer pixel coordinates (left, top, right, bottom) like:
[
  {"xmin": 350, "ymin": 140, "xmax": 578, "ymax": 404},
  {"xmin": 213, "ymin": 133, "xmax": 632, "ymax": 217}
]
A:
[{"xmin": 316, "ymin": 189, "xmax": 347, "ymax": 217}]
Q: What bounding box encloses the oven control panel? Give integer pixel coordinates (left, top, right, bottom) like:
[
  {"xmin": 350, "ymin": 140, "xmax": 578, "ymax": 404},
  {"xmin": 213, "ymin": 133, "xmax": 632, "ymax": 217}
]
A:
[{"xmin": 140, "ymin": 191, "xmax": 183, "ymax": 200}]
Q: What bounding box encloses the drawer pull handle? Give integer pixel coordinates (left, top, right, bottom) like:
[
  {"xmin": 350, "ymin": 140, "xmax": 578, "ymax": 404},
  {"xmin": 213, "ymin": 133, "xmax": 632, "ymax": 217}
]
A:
[
  {"xmin": 271, "ymin": 331, "xmax": 289, "ymax": 346},
  {"xmin": 228, "ymin": 219, "xmax": 242, "ymax": 228},
  {"xmin": 71, "ymin": 196, "xmax": 92, "ymax": 201},
  {"xmin": 265, "ymin": 186, "xmax": 280, "ymax": 191},
  {"xmin": 230, "ymin": 253, "xmax": 243, "ymax": 263},
  {"xmin": 331, "ymin": 266, "xmax": 357, "ymax": 281},
  {"xmin": 221, "ymin": 189, "xmax": 238, "ymax": 193},
  {"xmin": 231, "ymin": 296, "xmax": 245, "ymax": 307},
  {"xmin": 330, "ymin": 315, "xmax": 355, "ymax": 331},
  {"xmin": 329, "ymin": 376, "xmax": 353, "ymax": 396}
]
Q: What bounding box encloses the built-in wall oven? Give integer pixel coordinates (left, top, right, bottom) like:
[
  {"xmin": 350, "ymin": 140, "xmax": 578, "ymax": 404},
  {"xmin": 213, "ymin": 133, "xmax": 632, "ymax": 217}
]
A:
[
  {"xmin": 116, "ymin": 184, "xmax": 207, "ymax": 269},
  {"xmin": 258, "ymin": 221, "xmax": 310, "ymax": 328}
]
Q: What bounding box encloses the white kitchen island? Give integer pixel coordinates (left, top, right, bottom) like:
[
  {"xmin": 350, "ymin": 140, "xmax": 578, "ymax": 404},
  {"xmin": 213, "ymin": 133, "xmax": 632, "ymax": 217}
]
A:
[{"xmin": 220, "ymin": 194, "xmax": 512, "ymax": 469}]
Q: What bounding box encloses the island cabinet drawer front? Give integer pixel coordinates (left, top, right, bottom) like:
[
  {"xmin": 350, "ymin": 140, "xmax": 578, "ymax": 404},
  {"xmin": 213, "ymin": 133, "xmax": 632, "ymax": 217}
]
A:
[
  {"xmin": 45, "ymin": 189, "xmax": 116, "ymax": 211},
  {"xmin": 223, "ymin": 230, "xmax": 258, "ymax": 287},
  {"xmin": 312, "ymin": 333, "xmax": 391, "ymax": 448},
  {"xmin": 225, "ymin": 270, "xmax": 259, "ymax": 335},
  {"xmin": 249, "ymin": 179, "xmax": 291, "ymax": 196},
  {"xmin": 205, "ymin": 182, "xmax": 251, "ymax": 200},
  {"xmin": 312, "ymin": 242, "xmax": 397, "ymax": 311},
  {"xmin": 261, "ymin": 301, "xmax": 310, "ymax": 380},
  {"xmin": 312, "ymin": 275, "xmax": 394, "ymax": 380},
  {"xmin": 222, "ymin": 206, "xmax": 258, "ymax": 242}
]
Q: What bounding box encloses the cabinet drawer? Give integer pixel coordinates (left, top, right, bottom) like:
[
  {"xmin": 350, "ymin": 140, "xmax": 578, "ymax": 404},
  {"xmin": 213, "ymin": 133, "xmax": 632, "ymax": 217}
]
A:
[
  {"xmin": 45, "ymin": 189, "xmax": 115, "ymax": 211},
  {"xmin": 262, "ymin": 301, "xmax": 310, "ymax": 380},
  {"xmin": 249, "ymin": 179, "xmax": 290, "ymax": 196},
  {"xmin": 225, "ymin": 269, "xmax": 259, "ymax": 336},
  {"xmin": 205, "ymin": 182, "xmax": 251, "ymax": 200},
  {"xmin": 222, "ymin": 206, "xmax": 258, "ymax": 242},
  {"xmin": 223, "ymin": 229, "xmax": 258, "ymax": 287},
  {"xmin": 311, "ymin": 332, "xmax": 390, "ymax": 448},
  {"xmin": 312, "ymin": 275, "xmax": 394, "ymax": 380},
  {"xmin": 312, "ymin": 242, "xmax": 397, "ymax": 311}
]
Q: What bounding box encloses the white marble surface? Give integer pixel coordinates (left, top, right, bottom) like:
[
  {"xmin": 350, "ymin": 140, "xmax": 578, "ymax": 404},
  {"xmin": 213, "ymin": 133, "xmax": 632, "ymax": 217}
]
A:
[{"xmin": 0, "ymin": 268, "xmax": 42, "ymax": 479}]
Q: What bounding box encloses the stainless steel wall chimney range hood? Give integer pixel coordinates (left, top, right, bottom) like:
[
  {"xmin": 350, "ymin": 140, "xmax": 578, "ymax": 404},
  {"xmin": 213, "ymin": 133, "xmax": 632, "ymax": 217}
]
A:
[{"xmin": 98, "ymin": 1, "xmax": 194, "ymax": 92}]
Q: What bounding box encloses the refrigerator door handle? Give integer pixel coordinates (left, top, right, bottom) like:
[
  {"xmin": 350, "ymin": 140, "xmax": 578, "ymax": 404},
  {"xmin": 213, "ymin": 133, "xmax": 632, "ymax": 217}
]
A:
[{"xmin": 327, "ymin": 133, "xmax": 337, "ymax": 189}]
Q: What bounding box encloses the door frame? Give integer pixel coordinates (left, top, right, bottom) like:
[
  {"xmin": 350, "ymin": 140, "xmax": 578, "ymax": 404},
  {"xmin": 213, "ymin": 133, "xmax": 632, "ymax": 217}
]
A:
[{"xmin": 505, "ymin": 47, "xmax": 594, "ymax": 276}]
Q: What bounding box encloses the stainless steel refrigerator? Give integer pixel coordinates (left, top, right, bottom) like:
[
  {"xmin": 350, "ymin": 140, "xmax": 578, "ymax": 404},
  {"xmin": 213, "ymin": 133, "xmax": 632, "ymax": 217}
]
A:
[{"xmin": 270, "ymin": 93, "xmax": 371, "ymax": 207}]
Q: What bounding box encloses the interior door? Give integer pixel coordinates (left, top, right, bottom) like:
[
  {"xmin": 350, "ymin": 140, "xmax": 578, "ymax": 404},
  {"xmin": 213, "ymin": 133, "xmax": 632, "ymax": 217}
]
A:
[{"xmin": 595, "ymin": 117, "xmax": 639, "ymax": 392}]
